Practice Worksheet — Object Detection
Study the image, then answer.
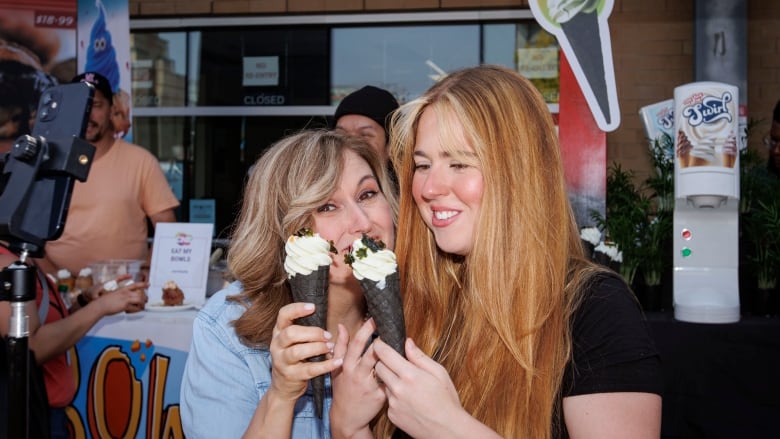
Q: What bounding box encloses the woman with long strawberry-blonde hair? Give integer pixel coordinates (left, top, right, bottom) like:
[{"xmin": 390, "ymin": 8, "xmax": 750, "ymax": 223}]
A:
[{"xmin": 330, "ymin": 65, "xmax": 662, "ymax": 439}]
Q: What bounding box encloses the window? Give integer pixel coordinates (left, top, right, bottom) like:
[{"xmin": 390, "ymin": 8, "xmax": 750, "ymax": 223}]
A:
[
  {"xmin": 198, "ymin": 27, "xmax": 330, "ymax": 106},
  {"xmin": 331, "ymin": 25, "xmax": 479, "ymax": 104},
  {"xmin": 129, "ymin": 10, "xmax": 557, "ymax": 233},
  {"xmin": 331, "ymin": 22, "xmax": 559, "ymax": 105},
  {"xmin": 130, "ymin": 32, "xmax": 187, "ymax": 107}
]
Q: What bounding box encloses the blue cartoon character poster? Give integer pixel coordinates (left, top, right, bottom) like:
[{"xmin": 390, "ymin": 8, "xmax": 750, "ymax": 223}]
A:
[{"xmin": 77, "ymin": 0, "xmax": 132, "ymax": 139}]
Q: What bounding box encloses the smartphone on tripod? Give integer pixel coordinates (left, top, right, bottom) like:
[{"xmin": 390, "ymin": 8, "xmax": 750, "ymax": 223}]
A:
[{"xmin": 0, "ymin": 81, "xmax": 95, "ymax": 250}]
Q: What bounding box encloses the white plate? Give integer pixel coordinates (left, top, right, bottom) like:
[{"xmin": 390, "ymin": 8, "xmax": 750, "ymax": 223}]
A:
[{"xmin": 145, "ymin": 302, "xmax": 197, "ymax": 312}]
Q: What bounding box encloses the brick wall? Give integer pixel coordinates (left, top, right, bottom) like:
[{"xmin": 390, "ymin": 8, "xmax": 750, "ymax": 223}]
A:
[
  {"xmin": 609, "ymin": 0, "xmax": 695, "ymax": 183},
  {"xmin": 128, "ymin": 0, "xmax": 780, "ymax": 181},
  {"xmin": 748, "ymin": 0, "xmax": 780, "ymax": 157}
]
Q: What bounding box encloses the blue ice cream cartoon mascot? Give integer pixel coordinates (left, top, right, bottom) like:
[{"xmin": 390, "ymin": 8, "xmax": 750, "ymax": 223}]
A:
[
  {"xmin": 85, "ymin": 0, "xmax": 120, "ymax": 94},
  {"xmin": 83, "ymin": 0, "xmax": 131, "ymax": 137}
]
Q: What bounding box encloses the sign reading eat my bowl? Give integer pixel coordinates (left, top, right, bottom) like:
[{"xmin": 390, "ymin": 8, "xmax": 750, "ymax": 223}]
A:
[{"xmin": 148, "ymin": 222, "xmax": 214, "ymax": 306}]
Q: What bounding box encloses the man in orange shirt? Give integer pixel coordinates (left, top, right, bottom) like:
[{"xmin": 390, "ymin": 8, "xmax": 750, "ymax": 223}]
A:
[{"xmin": 37, "ymin": 72, "xmax": 179, "ymax": 279}]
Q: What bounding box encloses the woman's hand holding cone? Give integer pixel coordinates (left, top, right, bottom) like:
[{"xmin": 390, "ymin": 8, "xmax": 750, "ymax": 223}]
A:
[
  {"xmin": 330, "ymin": 319, "xmax": 387, "ymax": 437},
  {"xmin": 373, "ymin": 337, "xmax": 466, "ymax": 438},
  {"xmin": 269, "ymin": 302, "xmax": 343, "ymax": 401}
]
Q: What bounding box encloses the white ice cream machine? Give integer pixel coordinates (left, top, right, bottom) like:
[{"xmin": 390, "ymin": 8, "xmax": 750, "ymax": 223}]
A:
[{"xmin": 673, "ymin": 81, "xmax": 740, "ymax": 323}]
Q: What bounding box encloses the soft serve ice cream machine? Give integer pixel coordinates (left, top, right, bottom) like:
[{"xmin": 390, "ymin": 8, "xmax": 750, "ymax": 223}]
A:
[{"xmin": 673, "ymin": 81, "xmax": 740, "ymax": 323}]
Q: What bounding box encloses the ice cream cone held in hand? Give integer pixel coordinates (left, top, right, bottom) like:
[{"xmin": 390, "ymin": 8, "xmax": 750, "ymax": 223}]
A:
[
  {"xmin": 284, "ymin": 228, "xmax": 336, "ymax": 328},
  {"xmin": 283, "ymin": 227, "xmax": 336, "ymax": 419},
  {"xmin": 346, "ymin": 234, "xmax": 406, "ymax": 357}
]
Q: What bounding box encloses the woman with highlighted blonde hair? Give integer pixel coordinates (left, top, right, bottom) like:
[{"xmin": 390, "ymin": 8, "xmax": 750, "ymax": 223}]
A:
[{"xmin": 181, "ymin": 130, "xmax": 397, "ymax": 438}]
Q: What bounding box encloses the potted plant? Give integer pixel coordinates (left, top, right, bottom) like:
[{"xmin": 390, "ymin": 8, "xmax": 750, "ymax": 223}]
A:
[
  {"xmin": 634, "ymin": 212, "xmax": 673, "ymax": 311},
  {"xmin": 590, "ymin": 162, "xmax": 647, "ymax": 287},
  {"xmin": 739, "ymin": 140, "xmax": 771, "ymax": 214},
  {"xmin": 737, "ymin": 121, "xmax": 780, "ymax": 315},
  {"xmin": 589, "ymin": 139, "xmax": 674, "ymax": 310},
  {"xmin": 645, "ymin": 133, "xmax": 675, "ymax": 214},
  {"xmin": 638, "ymin": 137, "xmax": 674, "ymax": 310},
  {"xmin": 742, "ymin": 197, "xmax": 780, "ymax": 315}
]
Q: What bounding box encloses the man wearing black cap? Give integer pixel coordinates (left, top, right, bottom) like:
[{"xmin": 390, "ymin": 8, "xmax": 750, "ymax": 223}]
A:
[
  {"xmin": 72, "ymin": 72, "xmax": 114, "ymax": 144},
  {"xmin": 333, "ymin": 85, "xmax": 399, "ymax": 165},
  {"xmin": 37, "ymin": 71, "xmax": 179, "ymax": 283}
]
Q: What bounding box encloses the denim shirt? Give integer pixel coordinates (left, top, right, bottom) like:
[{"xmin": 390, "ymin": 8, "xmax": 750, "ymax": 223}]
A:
[{"xmin": 180, "ymin": 282, "xmax": 331, "ymax": 438}]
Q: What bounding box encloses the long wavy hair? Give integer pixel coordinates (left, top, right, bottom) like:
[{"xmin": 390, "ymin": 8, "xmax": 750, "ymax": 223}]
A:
[
  {"xmin": 228, "ymin": 129, "xmax": 398, "ymax": 347},
  {"xmin": 383, "ymin": 65, "xmax": 602, "ymax": 438}
]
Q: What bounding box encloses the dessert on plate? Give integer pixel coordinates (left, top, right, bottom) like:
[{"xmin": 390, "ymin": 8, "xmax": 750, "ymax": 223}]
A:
[{"xmin": 162, "ymin": 280, "xmax": 185, "ymax": 306}]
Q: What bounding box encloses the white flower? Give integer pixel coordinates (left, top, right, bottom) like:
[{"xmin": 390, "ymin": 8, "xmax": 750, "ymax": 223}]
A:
[
  {"xmin": 594, "ymin": 241, "xmax": 622, "ymax": 262},
  {"xmin": 579, "ymin": 227, "xmax": 602, "ymax": 245}
]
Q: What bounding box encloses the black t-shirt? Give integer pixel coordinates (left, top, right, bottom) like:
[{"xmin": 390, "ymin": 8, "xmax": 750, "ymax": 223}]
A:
[
  {"xmin": 562, "ymin": 272, "xmax": 662, "ymax": 397},
  {"xmin": 393, "ymin": 272, "xmax": 662, "ymax": 439}
]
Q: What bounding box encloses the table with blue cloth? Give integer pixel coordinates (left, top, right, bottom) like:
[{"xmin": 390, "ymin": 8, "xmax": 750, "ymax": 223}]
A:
[{"xmin": 68, "ymin": 309, "xmax": 197, "ymax": 439}]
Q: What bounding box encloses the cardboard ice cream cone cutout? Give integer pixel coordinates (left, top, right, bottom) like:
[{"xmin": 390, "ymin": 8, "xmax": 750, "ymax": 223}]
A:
[{"xmin": 530, "ymin": 0, "xmax": 620, "ymax": 132}]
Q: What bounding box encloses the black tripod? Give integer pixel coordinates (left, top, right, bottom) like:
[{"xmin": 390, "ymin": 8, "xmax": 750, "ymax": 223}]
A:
[
  {"xmin": 1, "ymin": 81, "xmax": 96, "ymax": 439},
  {"xmin": 1, "ymin": 246, "xmax": 38, "ymax": 439}
]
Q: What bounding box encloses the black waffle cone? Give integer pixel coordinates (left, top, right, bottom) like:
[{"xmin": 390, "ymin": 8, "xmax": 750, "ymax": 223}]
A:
[
  {"xmin": 360, "ymin": 271, "xmax": 406, "ymax": 357},
  {"xmin": 288, "ymin": 265, "xmax": 329, "ymax": 330},
  {"xmin": 287, "ymin": 264, "xmax": 329, "ymax": 418},
  {"xmin": 309, "ymin": 375, "xmax": 325, "ymax": 419}
]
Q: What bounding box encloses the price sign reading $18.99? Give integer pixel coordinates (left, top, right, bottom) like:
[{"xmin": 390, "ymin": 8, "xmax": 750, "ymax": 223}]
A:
[{"xmin": 34, "ymin": 10, "xmax": 76, "ymax": 29}]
